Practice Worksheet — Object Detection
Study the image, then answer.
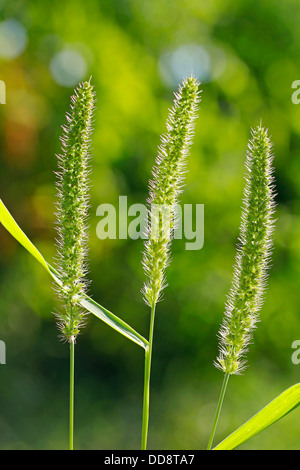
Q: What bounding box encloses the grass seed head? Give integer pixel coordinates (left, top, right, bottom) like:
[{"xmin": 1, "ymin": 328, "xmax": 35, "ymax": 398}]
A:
[
  {"xmin": 54, "ymin": 80, "xmax": 95, "ymax": 342},
  {"xmin": 215, "ymin": 124, "xmax": 276, "ymax": 375},
  {"xmin": 142, "ymin": 76, "xmax": 201, "ymax": 308}
]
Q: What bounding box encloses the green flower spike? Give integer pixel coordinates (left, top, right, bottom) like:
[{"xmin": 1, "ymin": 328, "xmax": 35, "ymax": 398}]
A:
[
  {"xmin": 141, "ymin": 76, "xmax": 201, "ymax": 450},
  {"xmin": 55, "ymin": 80, "xmax": 95, "ymax": 343},
  {"xmin": 207, "ymin": 124, "xmax": 276, "ymax": 451},
  {"xmin": 215, "ymin": 124, "xmax": 276, "ymax": 375},
  {"xmin": 142, "ymin": 76, "xmax": 201, "ymax": 308}
]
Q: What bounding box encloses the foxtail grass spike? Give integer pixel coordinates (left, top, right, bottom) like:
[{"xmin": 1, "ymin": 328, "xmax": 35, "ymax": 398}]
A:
[
  {"xmin": 142, "ymin": 76, "xmax": 201, "ymax": 308},
  {"xmin": 141, "ymin": 76, "xmax": 201, "ymax": 450},
  {"xmin": 54, "ymin": 80, "xmax": 95, "ymax": 343},
  {"xmin": 215, "ymin": 124, "xmax": 276, "ymax": 375}
]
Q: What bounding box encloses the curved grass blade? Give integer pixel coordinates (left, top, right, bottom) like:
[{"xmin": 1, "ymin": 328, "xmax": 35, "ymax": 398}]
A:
[
  {"xmin": 214, "ymin": 383, "xmax": 300, "ymax": 450},
  {"xmin": 47, "ymin": 265, "xmax": 148, "ymax": 349},
  {"xmin": 0, "ymin": 199, "xmax": 148, "ymax": 350},
  {"xmin": 81, "ymin": 294, "xmax": 148, "ymax": 349},
  {"xmin": 0, "ymin": 199, "xmax": 52, "ymax": 275}
]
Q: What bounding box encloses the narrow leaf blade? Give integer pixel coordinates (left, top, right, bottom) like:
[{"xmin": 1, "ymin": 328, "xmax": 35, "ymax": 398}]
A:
[
  {"xmin": 81, "ymin": 295, "xmax": 148, "ymax": 349},
  {"xmin": 214, "ymin": 383, "xmax": 300, "ymax": 450},
  {"xmin": 47, "ymin": 264, "xmax": 148, "ymax": 350},
  {"xmin": 0, "ymin": 199, "xmax": 148, "ymax": 350},
  {"xmin": 0, "ymin": 199, "xmax": 51, "ymax": 275}
]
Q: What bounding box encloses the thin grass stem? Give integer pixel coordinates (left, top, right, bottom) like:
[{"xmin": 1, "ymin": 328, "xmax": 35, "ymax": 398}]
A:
[
  {"xmin": 141, "ymin": 303, "xmax": 156, "ymax": 450},
  {"xmin": 207, "ymin": 373, "xmax": 230, "ymax": 450},
  {"xmin": 69, "ymin": 338, "xmax": 75, "ymax": 450}
]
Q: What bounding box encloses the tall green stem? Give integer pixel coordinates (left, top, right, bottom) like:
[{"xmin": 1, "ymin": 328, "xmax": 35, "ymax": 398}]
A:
[
  {"xmin": 207, "ymin": 373, "xmax": 230, "ymax": 450},
  {"xmin": 141, "ymin": 303, "xmax": 156, "ymax": 450},
  {"xmin": 69, "ymin": 339, "xmax": 75, "ymax": 450}
]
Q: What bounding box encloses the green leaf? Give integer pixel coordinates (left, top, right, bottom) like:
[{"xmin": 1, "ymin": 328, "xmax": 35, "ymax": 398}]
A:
[
  {"xmin": 0, "ymin": 199, "xmax": 52, "ymax": 275},
  {"xmin": 81, "ymin": 294, "xmax": 148, "ymax": 349},
  {"xmin": 214, "ymin": 383, "xmax": 300, "ymax": 450},
  {"xmin": 0, "ymin": 199, "xmax": 148, "ymax": 350}
]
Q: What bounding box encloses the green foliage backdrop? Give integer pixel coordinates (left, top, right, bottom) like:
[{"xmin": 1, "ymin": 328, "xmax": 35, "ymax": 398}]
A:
[{"xmin": 1, "ymin": 0, "xmax": 300, "ymax": 449}]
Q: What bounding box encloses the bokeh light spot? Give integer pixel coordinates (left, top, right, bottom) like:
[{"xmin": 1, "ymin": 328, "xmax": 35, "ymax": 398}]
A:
[
  {"xmin": 50, "ymin": 48, "xmax": 87, "ymax": 87},
  {"xmin": 0, "ymin": 19, "xmax": 28, "ymax": 59},
  {"xmin": 159, "ymin": 44, "xmax": 211, "ymax": 87}
]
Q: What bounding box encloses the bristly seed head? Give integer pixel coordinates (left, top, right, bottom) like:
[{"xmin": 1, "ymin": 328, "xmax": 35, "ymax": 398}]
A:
[
  {"xmin": 215, "ymin": 124, "xmax": 276, "ymax": 375},
  {"xmin": 54, "ymin": 80, "xmax": 95, "ymax": 342},
  {"xmin": 142, "ymin": 76, "xmax": 201, "ymax": 308}
]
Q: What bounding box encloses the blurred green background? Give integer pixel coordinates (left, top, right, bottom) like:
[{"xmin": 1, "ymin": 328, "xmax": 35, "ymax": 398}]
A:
[{"xmin": 1, "ymin": 0, "xmax": 300, "ymax": 450}]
